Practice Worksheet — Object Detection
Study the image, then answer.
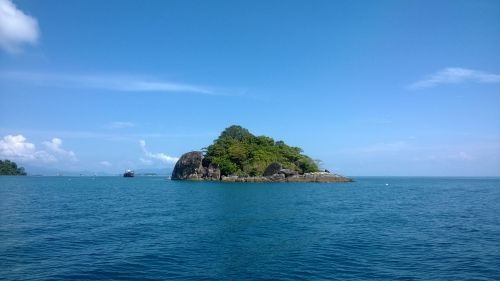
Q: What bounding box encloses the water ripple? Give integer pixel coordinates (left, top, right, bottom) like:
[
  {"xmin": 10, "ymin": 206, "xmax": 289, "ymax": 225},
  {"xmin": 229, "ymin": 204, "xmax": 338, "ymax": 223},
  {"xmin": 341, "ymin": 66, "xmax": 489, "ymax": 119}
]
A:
[{"xmin": 1, "ymin": 176, "xmax": 499, "ymax": 280}]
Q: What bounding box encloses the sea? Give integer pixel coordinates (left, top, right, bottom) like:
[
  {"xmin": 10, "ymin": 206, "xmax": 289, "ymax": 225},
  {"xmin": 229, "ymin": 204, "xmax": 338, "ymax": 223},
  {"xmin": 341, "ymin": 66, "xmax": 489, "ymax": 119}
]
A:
[{"xmin": 1, "ymin": 176, "xmax": 499, "ymax": 280}]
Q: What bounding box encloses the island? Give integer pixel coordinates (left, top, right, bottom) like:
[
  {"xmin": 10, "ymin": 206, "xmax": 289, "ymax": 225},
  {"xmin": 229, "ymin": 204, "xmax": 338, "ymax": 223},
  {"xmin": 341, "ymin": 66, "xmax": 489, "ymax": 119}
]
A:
[
  {"xmin": 171, "ymin": 125, "xmax": 352, "ymax": 183},
  {"xmin": 0, "ymin": 159, "xmax": 27, "ymax": 176}
]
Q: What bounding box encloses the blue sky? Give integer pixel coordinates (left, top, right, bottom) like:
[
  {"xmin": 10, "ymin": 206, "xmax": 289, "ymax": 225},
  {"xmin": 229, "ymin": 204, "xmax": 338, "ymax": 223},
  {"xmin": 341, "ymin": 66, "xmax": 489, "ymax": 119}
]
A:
[{"xmin": 1, "ymin": 0, "xmax": 499, "ymax": 176}]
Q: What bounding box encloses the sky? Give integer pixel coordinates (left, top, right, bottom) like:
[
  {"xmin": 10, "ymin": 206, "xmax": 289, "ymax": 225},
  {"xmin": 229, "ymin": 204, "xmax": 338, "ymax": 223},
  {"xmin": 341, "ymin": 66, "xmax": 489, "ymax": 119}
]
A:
[{"xmin": 0, "ymin": 0, "xmax": 499, "ymax": 176}]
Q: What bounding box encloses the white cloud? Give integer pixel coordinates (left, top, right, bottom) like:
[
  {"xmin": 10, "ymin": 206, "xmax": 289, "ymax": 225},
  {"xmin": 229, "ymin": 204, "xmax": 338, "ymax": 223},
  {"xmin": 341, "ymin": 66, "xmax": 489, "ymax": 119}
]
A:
[
  {"xmin": 43, "ymin": 138, "xmax": 77, "ymax": 162},
  {"xmin": 139, "ymin": 140, "xmax": 179, "ymax": 165},
  {"xmin": 99, "ymin": 160, "xmax": 112, "ymax": 167},
  {"xmin": 409, "ymin": 67, "xmax": 500, "ymax": 89},
  {"xmin": 0, "ymin": 134, "xmax": 76, "ymax": 163},
  {"xmin": 0, "ymin": 72, "xmax": 215, "ymax": 95},
  {"xmin": 105, "ymin": 121, "xmax": 135, "ymax": 129},
  {"xmin": 0, "ymin": 134, "xmax": 54, "ymax": 162},
  {"xmin": 0, "ymin": 0, "xmax": 39, "ymax": 53}
]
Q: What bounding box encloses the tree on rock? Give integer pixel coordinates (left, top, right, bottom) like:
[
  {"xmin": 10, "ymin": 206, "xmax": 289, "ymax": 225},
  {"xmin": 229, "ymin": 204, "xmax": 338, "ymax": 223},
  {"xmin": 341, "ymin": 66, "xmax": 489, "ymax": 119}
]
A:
[{"xmin": 204, "ymin": 125, "xmax": 319, "ymax": 176}]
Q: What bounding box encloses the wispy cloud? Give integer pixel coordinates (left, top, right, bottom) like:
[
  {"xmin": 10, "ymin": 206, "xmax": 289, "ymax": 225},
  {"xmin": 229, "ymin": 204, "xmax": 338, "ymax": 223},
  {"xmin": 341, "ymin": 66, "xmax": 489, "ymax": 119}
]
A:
[
  {"xmin": 139, "ymin": 140, "xmax": 178, "ymax": 165},
  {"xmin": 338, "ymin": 140, "xmax": 496, "ymax": 163},
  {"xmin": 0, "ymin": 134, "xmax": 76, "ymax": 163},
  {"xmin": 0, "ymin": 71, "xmax": 216, "ymax": 95},
  {"xmin": 0, "ymin": 0, "xmax": 39, "ymax": 53},
  {"xmin": 0, "ymin": 127, "xmax": 218, "ymax": 142},
  {"xmin": 409, "ymin": 67, "xmax": 500, "ymax": 89},
  {"xmin": 104, "ymin": 121, "xmax": 135, "ymax": 129},
  {"xmin": 99, "ymin": 160, "xmax": 112, "ymax": 167},
  {"xmin": 42, "ymin": 138, "xmax": 77, "ymax": 162}
]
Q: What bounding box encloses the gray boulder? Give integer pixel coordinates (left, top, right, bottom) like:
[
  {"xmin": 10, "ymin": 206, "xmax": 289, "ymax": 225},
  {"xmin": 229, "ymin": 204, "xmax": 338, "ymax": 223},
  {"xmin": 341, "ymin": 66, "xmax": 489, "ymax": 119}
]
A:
[
  {"xmin": 171, "ymin": 151, "xmax": 204, "ymax": 180},
  {"xmin": 171, "ymin": 151, "xmax": 221, "ymax": 180},
  {"xmin": 279, "ymin": 169, "xmax": 298, "ymax": 177},
  {"xmin": 263, "ymin": 162, "xmax": 282, "ymax": 176},
  {"xmin": 205, "ymin": 163, "xmax": 221, "ymax": 180}
]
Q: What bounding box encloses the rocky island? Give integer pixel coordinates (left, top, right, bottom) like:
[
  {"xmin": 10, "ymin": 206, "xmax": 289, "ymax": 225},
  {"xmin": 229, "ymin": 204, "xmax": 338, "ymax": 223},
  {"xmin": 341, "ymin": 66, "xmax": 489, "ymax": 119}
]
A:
[{"xmin": 171, "ymin": 125, "xmax": 352, "ymax": 183}]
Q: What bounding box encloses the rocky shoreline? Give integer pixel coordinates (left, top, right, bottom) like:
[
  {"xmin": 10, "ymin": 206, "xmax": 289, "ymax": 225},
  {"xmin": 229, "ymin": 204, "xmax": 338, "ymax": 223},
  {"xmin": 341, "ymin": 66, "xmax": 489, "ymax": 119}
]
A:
[
  {"xmin": 171, "ymin": 151, "xmax": 352, "ymax": 183},
  {"xmin": 220, "ymin": 172, "xmax": 352, "ymax": 183}
]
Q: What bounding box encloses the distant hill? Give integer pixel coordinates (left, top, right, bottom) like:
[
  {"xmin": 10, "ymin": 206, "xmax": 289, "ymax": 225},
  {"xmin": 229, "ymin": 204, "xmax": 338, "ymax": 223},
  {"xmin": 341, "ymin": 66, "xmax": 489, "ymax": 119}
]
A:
[{"xmin": 0, "ymin": 159, "xmax": 27, "ymax": 176}]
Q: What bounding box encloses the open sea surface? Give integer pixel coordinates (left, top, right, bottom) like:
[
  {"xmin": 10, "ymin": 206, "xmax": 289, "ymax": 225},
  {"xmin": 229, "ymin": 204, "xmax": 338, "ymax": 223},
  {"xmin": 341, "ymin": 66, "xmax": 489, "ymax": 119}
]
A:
[{"xmin": 1, "ymin": 176, "xmax": 499, "ymax": 280}]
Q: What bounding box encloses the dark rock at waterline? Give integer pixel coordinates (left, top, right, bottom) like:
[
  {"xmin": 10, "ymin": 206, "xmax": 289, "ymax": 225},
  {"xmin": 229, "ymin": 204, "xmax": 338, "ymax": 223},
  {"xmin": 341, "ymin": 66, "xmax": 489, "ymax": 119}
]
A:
[
  {"xmin": 171, "ymin": 151, "xmax": 221, "ymax": 180},
  {"xmin": 205, "ymin": 163, "xmax": 221, "ymax": 180},
  {"xmin": 263, "ymin": 162, "xmax": 282, "ymax": 176},
  {"xmin": 171, "ymin": 151, "xmax": 202, "ymax": 180},
  {"xmin": 279, "ymin": 168, "xmax": 298, "ymax": 177},
  {"xmin": 220, "ymin": 172, "xmax": 352, "ymax": 183}
]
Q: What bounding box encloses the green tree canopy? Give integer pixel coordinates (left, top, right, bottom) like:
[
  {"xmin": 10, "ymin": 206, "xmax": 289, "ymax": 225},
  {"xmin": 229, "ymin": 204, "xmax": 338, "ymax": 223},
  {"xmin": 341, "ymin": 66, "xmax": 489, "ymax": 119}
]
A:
[
  {"xmin": 0, "ymin": 159, "xmax": 27, "ymax": 176},
  {"xmin": 204, "ymin": 125, "xmax": 319, "ymax": 176}
]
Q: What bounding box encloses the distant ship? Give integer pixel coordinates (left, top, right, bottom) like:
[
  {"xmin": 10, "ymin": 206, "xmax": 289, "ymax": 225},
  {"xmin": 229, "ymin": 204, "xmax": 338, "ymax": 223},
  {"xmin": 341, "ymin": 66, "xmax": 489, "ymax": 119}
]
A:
[{"xmin": 123, "ymin": 169, "xmax": 135, "ymax": 177}]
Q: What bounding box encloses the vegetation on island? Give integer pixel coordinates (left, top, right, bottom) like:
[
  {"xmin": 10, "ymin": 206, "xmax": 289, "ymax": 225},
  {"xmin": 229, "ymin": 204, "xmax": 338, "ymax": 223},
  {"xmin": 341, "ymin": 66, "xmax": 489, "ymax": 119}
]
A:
[
  {"xmin": 0, "ymin": 160, "xmax": 27, "ymax": 176},
  {"xmin": 203, "ymin": 125, "xmax": 320, "ymax": 176}
]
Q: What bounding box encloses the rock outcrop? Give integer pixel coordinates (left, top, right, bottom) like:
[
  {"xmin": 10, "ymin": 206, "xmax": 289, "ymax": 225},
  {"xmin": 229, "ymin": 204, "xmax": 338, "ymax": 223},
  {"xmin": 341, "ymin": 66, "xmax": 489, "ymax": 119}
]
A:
[
  {"xmin": 172, "ymin": 152, "xmax": 352, "ymax": 183},
  {"xmin": 279, "ymin": 169, "xmax": 298, "ymax": 177},
  {"xmin": 263, "ymin": 162, "xmax": 282, "ymax": 176},
  {"xmin": 171, "ymin": 151, "xmax": 221, "ymax": 180},
  {"xmin": 220, "ymin": 171, "xmax": 352, "ymax": 183}
]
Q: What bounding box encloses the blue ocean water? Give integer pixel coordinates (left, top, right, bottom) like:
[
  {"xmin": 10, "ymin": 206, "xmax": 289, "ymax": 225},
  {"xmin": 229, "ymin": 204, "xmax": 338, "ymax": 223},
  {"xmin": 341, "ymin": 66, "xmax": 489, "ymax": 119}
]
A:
[{"xmin": 1, "ymin": 177, "xmax": 499, "ymax": 280}]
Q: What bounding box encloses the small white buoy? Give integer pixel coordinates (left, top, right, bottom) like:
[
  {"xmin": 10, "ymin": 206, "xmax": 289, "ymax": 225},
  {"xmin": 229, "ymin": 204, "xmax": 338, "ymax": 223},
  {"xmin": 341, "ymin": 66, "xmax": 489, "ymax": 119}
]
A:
[{"xmin": 385, "ymin": 183, "xmax": 389, "ymax": 186}]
